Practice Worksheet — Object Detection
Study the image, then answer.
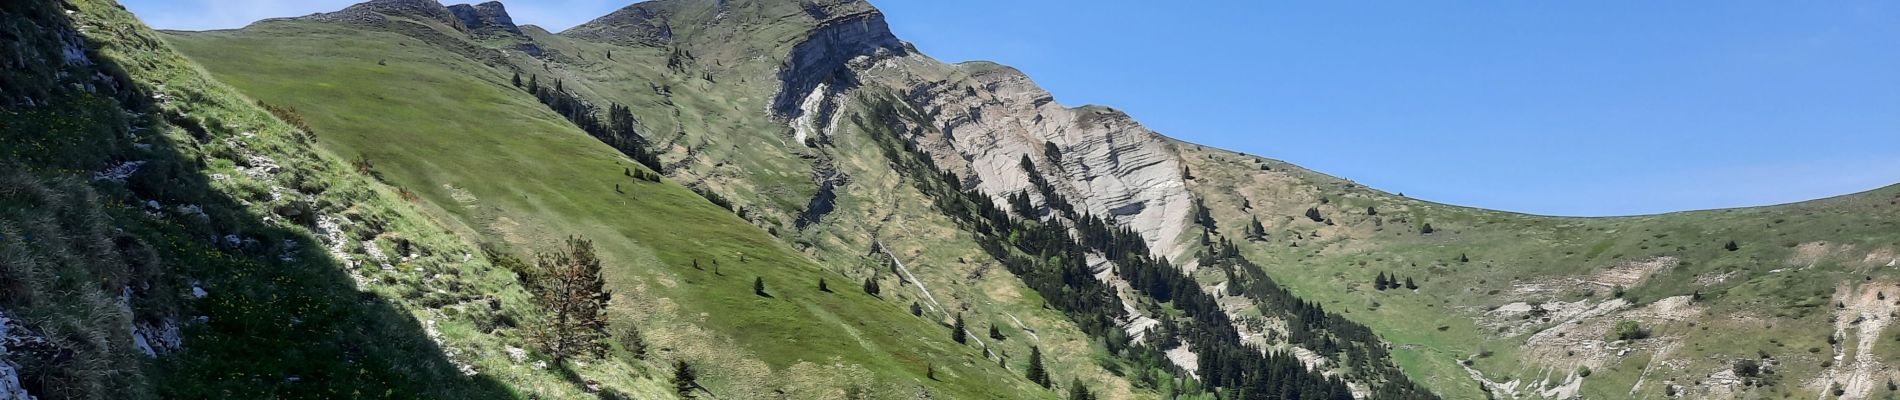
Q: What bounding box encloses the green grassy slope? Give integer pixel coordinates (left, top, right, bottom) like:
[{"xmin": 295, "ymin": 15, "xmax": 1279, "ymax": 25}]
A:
[
  {"xmin": 518, "ymin": 26, "xmax": 822, "ymax": 229},
  {"xmin": 1, "ymin": 0, "xmax": 612, "ymax": 397},
  {"xmin": 513, "ymin": 19, "xmax": 1161, "ymax": 399},
  {"xmin": 165, "ymin": 17, "xmax": 1060, "ymax": 399},
  {"xmin": 1176, "ymin": 140, "xmax": 1900, "ymax": 398}
]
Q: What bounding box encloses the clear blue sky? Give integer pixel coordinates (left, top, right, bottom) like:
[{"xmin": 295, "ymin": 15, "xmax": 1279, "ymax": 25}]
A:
[{"xmin": 125, "ymin": 0, "xmax": 1900, "ymax": 217}]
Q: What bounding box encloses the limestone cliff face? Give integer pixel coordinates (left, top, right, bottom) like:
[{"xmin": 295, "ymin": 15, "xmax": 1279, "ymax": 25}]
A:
[
  {"xmin": 756, "ymin": 6, "xmax": 1196, "ymax": 259},
  {"xmin": 574, "ymin": 1, "xmax": 1194, "ymax": 258},
  {"xmin": 845, "ymin": 57, "xmax": 1197, "ymax": 260},
  {"xmin": 936, "ymin": 65, "xmax": 1190, "ymax": 259},
  {"xmin": 768, "ymin": 2, "xmax": 904, "ymax": 117}
]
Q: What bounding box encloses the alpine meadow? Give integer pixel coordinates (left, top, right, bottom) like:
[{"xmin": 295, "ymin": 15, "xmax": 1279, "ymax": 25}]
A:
[{"xmin": 3, "ymin": 0, "xmax": 1899, "ymax": 399}]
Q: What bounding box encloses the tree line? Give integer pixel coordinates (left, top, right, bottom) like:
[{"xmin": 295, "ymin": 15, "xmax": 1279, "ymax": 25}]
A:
[
  {"xmin": 1192, "ymin": 206, "xmax": 1440, "ymax": 400},
  {"xmin": 518, "ymin": 72, "xmax": 662, "ymax": 172}
]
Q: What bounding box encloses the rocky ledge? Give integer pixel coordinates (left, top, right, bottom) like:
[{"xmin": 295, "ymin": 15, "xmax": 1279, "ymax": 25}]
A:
[
  {"xmin": 447, "ymin": 1, "xmax": 523, "ymax": 36},
  {"xmin": 852, "ymin": 57, "xmax": 1197, "ymax": 260}
]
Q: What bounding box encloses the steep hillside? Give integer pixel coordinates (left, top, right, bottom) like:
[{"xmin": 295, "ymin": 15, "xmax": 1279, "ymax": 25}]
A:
[
  {"xmin": 524, "ymin": 0, "xmax": 1422, "ymax": 397},
  {"xmin": 0, "ymin": 0, "xmax": 613, "ymax": 397},
  {"xmin": 79, "ymin": 0, "xmax": 1900, "ymax": 399},
  {"xmin": 162, "ymin": 1, "xmax": 1085, "ymax": 399}
]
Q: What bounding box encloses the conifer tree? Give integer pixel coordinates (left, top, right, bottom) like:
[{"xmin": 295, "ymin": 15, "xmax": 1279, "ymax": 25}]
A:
[
  {"xmin": 1026, "ymin": 346, "xmax": 1050, "ymax": 387},
  {"xmin": 1192, "ymin": 198, "xmax": 1215, "ymax": 229},
  {"xmin": 1404, "ymin": 276, "xmax": 1418, "ymax": 290},
  {"xmin": 1068, "ymin": 377, "xmax": 1094, "ymax": 400},
  {"xmin": 512, "ymin": 71, "xmax": 522, "ymax": 87},
  {"xmin": 1374, "ymin": 272, "xmax": 1389, "ymax": 291},
  {"xmin": 1225, "ymin": 272, "xmax": 1245, "ymax": 296},
  {"xmin": 990, "ymin": 324, "xmax": 1005, "ymax": 340},
  {"xmin": 531, "ymin": 236, "xmax": 610, "ymax": 360},
  {"xmin": 863, "ymin": 277, "xmax": 881, "ymax": 296},
  {"xmin": 1246, "ymin": 216, "xmax": 1267, "ymax": 241},
  {"xmin": 673, "ymin": 360, "xmax": 698, "ymax": 398},
  {"xmin": 754, "ymin": 276, "xmax": 767, "ymax": 297},
  {"xmin": 910, "ymin": 302, "xmax": 924, "ymax": 316},
  {"xmin": 952, "ymin": 313, "xmax": 968, "ymax": 344},
  {"xmin": 618, "ymin": 323, "xmax": 648, "ymax": 360},
  {"xmin": 819, "ymin": 277, "xmax": 830, "ymax": 292}
]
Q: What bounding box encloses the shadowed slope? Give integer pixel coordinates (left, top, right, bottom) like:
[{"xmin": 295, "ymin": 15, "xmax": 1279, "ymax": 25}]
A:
[{"xmin": 2, "ymin": 0, "xmax": 520, "ymax": 397}]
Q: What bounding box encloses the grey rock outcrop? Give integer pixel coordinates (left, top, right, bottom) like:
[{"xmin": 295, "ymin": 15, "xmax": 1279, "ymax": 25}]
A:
[
  {"xmin": 704, "ymin": 1, "xmax": 1195, "ymax": 260},
  {"xmin": 768, "ymin": 2, "xmax": 905, "ymax": 117},
  {"xmin": 560, "ymin": 2, "xmax": 678, "ymax": 46},
  {"xmin": 755, "ymin": 3, "xmax": 1196, "ymax": 259},
  {"xmin": 568, "ymin": 0, "xmax": 906, "ymax": 120},
  {"xmin": 447, "ymin": 1, "xmax": 523, "ymax": 36},
  {"xmin": 845, "ymin": 57, "xmax": 1197, "ymax": 260}
]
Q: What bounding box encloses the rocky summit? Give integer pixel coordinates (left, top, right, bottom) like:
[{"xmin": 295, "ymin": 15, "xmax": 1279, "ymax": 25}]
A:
[
  {"xmin": 448, "ymin": 2, "xmax": 523, "ymax": 36},
  {"xmin": 4, "ymin": 0, "xmax": 1898, "ymax": 399}
]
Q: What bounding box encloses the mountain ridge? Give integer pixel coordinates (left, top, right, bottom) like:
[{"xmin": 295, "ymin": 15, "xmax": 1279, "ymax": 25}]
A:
[{"xmin": 148, "ymin": 0, "xmax": 1900, "ymax": 219}]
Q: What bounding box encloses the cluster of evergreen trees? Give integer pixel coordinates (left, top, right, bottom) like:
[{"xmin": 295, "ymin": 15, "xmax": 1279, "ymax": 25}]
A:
[
  {"xmin": 1100, "ymin": 208, "xmax": 1366, "ymax": 399},
  {"xmin": 624, "ymin": 166, "xmax": 660, "ymax": 182},
  {"xmin": 1015, "ymin": 154, "xmax": 1076, "ymax": 218},
  {"xmin": 690, "ymin": 186, "xmax": 734, "ymax": 212},
  {"xmin": 1194, "ymin": 210, "xmax": 1440, "ymax": 399},
  {"xmin": 517, "ymin": 72, "xmax": 662, "ymax": 172},
  {"xmin": 1373, "ymin": 272, "xmax": 1417, "ymax": 291},
  {"xmin": 1242, "ymin": 215, "xmax": 1267, "ymax": 241}
]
